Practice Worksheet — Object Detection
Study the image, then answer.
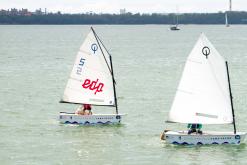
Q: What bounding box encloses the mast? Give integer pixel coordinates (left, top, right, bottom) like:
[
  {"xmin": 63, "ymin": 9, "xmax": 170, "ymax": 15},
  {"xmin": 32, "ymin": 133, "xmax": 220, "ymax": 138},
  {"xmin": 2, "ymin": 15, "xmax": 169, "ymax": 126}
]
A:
[
  {"xmin": 229, "ymin": 0, "xmax": 232, "ymax": 11},
  {"xmin": 176, "ymin": 6, "xmax": 179, "ymax": 26},
  {"xmin": 225, "ymin": 61, "xmax": 236, "ymax": 134},
  {"xmin": 110, "ymin": 55, "xmax": 118, "ymax": 114},
  {"xmin": 226, "ymin": 0, "xmax": 232, "ymax": 27}
]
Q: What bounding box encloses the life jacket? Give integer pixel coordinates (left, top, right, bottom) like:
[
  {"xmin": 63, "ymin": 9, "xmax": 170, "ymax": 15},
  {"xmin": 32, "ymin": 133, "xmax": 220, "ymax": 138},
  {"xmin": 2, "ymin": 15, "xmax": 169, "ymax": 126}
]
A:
[{"xmin": 83, "ymin": 104, "xmax": 92, "ymax": 110}]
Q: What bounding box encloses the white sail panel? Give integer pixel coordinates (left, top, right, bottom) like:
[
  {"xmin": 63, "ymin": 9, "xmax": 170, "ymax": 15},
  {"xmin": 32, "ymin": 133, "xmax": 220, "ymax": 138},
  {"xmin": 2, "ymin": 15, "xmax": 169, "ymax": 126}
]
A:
[
  {"xmin": 168, "ymin": 33, "xmax": 233, "ymax": 124},
  {"xmin": 62, "ymin": 30, "xmax": 115, "ymax": 106},
  {"xmin": 225, "ymin": 12, "xmax": 229, "ymax": 27}
]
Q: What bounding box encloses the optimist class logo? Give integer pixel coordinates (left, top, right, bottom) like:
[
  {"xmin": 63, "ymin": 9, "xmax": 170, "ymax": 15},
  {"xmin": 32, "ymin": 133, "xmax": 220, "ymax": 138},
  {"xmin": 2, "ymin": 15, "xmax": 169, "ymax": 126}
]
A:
[
  {"xmin": 202, "ymin": 46, "xmax": 210, "ymax": 59},
  {"xmin": 82, "ymin": 79, "xmax": 104, "ymax": 95},
  {"xmin": 91, "ymin": 43, "xmax": 98, "ymax": 54}
]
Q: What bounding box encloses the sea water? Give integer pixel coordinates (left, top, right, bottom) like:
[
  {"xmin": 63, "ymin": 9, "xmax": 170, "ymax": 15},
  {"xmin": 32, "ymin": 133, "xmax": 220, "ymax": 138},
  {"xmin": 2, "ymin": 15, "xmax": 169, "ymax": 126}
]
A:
[{"xmin": 0, "ymin": 25, "xmax": 247, "ymax": 165}]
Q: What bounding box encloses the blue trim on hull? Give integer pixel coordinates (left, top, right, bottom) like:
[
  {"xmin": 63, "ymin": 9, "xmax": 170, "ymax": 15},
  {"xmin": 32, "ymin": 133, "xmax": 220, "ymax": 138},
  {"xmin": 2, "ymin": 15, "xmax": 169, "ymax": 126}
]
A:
[
  {"xmin": 62, "ymin": 120, "xmax": 120, "ymax": 125},
  {"xmin": 170, "ymin": 141, "xmax": 239, "ymax": 145}
]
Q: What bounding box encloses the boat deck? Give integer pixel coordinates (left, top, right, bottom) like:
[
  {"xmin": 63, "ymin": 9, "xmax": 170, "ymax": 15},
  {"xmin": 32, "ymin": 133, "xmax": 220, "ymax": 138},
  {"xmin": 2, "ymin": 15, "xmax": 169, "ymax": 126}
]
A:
[{"xmin": 60, "ymin": 112, "xmax": 125, "ymax": 116}]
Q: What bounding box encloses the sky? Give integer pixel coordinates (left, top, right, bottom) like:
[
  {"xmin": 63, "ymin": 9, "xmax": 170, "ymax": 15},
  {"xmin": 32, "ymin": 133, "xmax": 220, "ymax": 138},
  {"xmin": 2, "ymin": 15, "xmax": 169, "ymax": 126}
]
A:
[{"xmin": 1, "ymin": 0, "xmax": 247, "ymax": 14}]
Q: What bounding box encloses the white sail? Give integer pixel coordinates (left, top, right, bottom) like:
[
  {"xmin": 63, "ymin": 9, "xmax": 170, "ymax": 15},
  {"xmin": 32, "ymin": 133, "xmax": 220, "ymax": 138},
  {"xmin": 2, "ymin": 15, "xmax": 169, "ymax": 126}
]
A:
[
  {"xmin": 61, "ymin": 28, "xmax": 115, "ymax": 106},
  {"xmin": 225, "ymin": 12, "xmax": 229, "ymax": 27},
  {"xmin": 167, "ymin": 33, "xmax": 233, "ymax": 124}
]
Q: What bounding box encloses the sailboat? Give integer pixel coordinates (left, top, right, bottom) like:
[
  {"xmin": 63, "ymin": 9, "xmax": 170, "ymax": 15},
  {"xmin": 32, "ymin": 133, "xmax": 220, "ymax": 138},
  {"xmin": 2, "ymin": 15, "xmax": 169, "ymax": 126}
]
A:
[
  {"xmin": 170, "ymin": 11, "xmax": 180, "ymax": 31},
  {"xmin": 59, "ymin": 27, "xmax": 123, "ymax": 125},
  {"xmin": 161, "ymin": 33, "xmax": 246, "ymax": 145}
]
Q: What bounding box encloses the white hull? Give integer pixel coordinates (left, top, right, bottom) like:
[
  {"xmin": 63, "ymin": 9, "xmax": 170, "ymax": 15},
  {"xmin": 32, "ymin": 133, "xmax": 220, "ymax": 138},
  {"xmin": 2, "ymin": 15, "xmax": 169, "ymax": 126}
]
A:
[
  {"xmin": 163, "ymin": 130, "xmax": 246, "ymax": 145},
  {"xmin": 59, "ymin": 112, "xmax": 123, "ymax": 125}
]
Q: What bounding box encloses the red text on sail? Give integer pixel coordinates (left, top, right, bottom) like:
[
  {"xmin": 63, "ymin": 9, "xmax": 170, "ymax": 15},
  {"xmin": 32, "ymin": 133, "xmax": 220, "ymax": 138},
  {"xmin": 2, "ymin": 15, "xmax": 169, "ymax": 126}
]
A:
[{"xmin": 82, "ymin": 79, "xmax": 104, "ymax": 95}]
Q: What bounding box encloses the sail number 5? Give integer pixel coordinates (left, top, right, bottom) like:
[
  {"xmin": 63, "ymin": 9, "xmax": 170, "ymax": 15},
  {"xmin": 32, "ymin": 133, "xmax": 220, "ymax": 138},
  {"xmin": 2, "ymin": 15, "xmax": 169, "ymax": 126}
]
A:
[
  {"xmin": 82, "ymin": 79, "xmax": 104, "ymax": 95},
  {"xmin": 76, "ymin": 58, "xmax": 86, "ymax": 75}
]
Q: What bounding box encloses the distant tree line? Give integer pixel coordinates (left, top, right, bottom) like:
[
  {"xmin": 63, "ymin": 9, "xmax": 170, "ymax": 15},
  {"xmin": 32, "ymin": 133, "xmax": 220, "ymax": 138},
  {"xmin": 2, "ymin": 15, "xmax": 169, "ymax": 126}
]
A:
[{"xmin": 0, "ymin": 12, "xmax": 247, "ymax": 24}]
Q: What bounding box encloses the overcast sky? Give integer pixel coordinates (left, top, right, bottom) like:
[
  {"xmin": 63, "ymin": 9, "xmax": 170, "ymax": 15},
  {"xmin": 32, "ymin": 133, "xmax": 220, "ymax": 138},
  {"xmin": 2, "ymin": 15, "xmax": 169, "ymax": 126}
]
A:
[{"xmin": 1, "ymin": 0, "xmax": 246, "ymax": 14}]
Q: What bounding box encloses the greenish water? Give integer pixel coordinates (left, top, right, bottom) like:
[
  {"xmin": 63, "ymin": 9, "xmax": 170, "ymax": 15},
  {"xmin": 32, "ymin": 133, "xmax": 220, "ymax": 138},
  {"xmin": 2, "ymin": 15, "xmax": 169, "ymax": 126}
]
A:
[{"xmin": 0, "ymin": 25, "xmax": 247, "ymax": 165}]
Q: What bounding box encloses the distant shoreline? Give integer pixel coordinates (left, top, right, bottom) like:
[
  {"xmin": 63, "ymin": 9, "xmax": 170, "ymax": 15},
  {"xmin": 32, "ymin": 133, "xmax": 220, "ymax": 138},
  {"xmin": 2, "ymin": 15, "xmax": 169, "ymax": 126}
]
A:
[{"xmin": 1, "ymin": 12, "xmax": 247, "ymax": 25}]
